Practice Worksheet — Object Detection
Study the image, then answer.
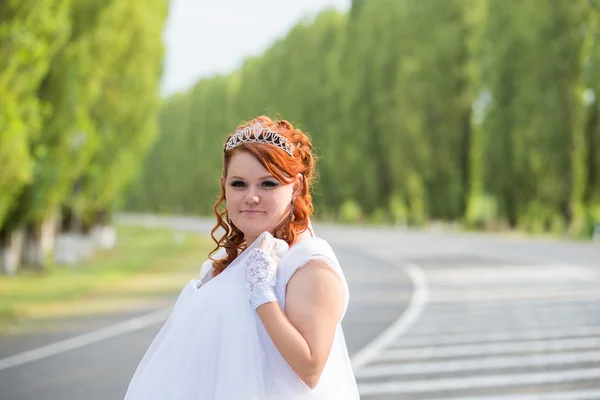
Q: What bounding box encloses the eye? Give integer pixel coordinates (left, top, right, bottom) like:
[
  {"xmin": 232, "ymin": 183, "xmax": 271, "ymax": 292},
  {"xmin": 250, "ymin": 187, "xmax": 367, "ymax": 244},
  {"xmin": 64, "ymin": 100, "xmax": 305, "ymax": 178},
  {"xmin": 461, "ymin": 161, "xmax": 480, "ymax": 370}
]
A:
[
  {"xmin": 230, "ymin": 180, "xmax": 246, "ymax": 188},
  {"xmin": 261, "ymin": 180, "xmax": 279, "ymax": 188}
]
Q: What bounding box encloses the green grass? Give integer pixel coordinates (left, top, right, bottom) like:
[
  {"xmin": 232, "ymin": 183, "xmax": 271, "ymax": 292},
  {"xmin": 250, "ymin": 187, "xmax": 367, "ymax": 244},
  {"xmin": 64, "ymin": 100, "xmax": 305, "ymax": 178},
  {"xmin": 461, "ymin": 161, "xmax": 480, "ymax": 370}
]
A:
[{"xmin": 0, "ymin": 225, "xmax": 213, "ymax": 333}]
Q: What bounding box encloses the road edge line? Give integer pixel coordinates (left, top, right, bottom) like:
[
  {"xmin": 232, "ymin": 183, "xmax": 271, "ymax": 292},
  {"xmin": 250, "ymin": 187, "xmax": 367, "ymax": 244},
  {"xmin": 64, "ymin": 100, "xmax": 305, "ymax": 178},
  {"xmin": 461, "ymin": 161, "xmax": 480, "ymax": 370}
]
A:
[
  {"xmin": 0, "ymin": 308, "xmax": 170, "ymax": 371},
  {"xmin": 350, "ymin": 263, "xmax": 429, "ymax": 371}
]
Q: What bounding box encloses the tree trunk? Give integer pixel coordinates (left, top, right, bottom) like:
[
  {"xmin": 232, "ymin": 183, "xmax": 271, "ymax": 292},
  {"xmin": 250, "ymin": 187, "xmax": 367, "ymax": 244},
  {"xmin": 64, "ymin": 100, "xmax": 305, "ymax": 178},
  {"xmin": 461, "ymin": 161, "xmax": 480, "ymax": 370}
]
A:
[
  {"xmin": 0, "ymin": 228, "xmax": 24, "ymax": 276},
  {"xmin": 42, "ymin": 214, "xmax": 59, "ymax": 258},
  {"xmin": 55, "ymin": 205, "xmax": 94, "ymax": 265},
  {"xmin": 54, "ymin": 233, "xmax": 82, "ymax": 265},
  {"xmin": 20, "ymin": 223, "xmax": 44, "ymax": 271}
]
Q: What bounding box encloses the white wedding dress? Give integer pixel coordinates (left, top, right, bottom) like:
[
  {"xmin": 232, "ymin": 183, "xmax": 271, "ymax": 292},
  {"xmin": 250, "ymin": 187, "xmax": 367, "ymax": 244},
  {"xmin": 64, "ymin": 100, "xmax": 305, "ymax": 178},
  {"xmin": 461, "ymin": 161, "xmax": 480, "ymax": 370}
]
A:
[{"xmin": 124, "ymin": 230, "xmax": 360, "ymax": 400}]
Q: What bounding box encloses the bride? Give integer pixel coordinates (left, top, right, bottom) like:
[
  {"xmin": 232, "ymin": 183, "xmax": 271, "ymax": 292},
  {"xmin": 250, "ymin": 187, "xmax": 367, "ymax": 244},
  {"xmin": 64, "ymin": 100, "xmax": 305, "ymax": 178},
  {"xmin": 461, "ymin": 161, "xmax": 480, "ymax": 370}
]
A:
[{"xmin": 124, "ymin": 116, "xmax": 360, "ymax": 399}]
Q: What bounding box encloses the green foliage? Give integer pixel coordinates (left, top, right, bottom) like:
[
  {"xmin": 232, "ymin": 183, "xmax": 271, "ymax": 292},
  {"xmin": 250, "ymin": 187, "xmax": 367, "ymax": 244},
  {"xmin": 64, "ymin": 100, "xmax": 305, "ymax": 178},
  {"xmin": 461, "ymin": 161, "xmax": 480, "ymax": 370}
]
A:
[
  {"xmin": 389, "ymin": 195, "xmax": 409, "ymax": 225},
  {"xmin": 79, "ymin": 0, "xmax": 167, "ymax": 226},
  {"xmin": 0, "ymin": 0, "xmax": 71, "ymax": 227},
  {"xmin": 465, "ymin": 193, "xmax": 499, "ymax": 230},
  {"xmin": 338, "ymin": 200, "xmax": 363, "ymax": 224},
  {"xmin": 480, "ymin": 0, "xmax": 586, "ymax": 230},
  {"xmin": 123, "ymin": 0, "xmax": 600, "ymax": 239},
  {"xmin": 4, "ymin": 0, "xmax": 598, "ymax": 240},
  {"xmin": 0, "ymin": 0, "xmax": 167, "ymax": 241}
]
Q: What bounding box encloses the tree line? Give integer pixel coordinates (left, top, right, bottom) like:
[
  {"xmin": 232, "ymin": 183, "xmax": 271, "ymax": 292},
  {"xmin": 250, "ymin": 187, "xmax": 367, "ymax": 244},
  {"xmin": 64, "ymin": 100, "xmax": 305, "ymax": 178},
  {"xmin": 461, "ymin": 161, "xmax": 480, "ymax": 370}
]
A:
[
  {"xmin": 0, "ymin": 0, "xmax": 167, "ymax": 273},
  {"xmin": 126, "ymin": 0, "xmax": 600, "ymax": 238}
]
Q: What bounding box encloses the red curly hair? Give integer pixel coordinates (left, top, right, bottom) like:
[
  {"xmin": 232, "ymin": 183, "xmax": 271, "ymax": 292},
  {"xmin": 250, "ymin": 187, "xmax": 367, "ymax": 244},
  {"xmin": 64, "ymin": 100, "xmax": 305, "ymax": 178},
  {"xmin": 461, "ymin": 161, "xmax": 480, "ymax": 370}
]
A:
[{"xmin": 209, "ymin": 116, "xmax": 316, "ymax": 276}]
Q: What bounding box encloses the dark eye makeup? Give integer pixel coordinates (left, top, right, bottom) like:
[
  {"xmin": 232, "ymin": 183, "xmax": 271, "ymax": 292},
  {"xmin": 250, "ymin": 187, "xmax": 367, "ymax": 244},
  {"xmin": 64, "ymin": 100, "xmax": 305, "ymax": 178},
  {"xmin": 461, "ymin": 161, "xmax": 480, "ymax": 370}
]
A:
[
  {"xmin": 230, "ymin": 180, "xmax": 246, "ymax": 188},
  {"xmin": 229, "ymin": 179, "xmax": 279, "ymax": 188},
  {"xmin": 261, "ymin": 180, "xmax": 279, "ymax": 187}
]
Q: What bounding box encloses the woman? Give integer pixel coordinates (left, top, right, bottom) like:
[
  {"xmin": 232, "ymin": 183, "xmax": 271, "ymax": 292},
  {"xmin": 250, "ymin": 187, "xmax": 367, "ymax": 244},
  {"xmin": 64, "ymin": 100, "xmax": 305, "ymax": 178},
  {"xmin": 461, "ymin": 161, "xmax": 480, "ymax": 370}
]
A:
[{"xmin": 124, "ymin": 116, "xmax": 360, "ymax": 399}]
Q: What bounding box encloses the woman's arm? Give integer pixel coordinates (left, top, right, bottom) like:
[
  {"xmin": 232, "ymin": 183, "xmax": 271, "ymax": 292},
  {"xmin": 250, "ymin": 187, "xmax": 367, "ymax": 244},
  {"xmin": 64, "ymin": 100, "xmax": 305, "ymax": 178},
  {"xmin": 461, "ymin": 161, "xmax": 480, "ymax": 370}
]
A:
[{"xmin": 256, "ymin": 260, "xmax": 345, "ymax": 389}]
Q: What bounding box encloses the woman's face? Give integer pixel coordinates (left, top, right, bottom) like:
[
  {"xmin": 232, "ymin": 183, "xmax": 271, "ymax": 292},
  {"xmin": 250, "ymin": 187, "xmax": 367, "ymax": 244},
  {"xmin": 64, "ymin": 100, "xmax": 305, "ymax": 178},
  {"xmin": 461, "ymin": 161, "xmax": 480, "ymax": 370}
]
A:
[{"xmin": 224, "ymin": 151, "xmax": 300, "ymax": 245}]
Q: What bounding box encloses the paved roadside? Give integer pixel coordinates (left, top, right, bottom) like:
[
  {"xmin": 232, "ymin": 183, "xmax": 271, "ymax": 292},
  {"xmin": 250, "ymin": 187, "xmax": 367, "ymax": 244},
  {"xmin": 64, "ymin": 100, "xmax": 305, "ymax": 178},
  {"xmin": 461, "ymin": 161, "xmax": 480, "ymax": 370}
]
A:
[{"xmin": 0, "ymin": 220, "xmax": 412, "ymax": 400}]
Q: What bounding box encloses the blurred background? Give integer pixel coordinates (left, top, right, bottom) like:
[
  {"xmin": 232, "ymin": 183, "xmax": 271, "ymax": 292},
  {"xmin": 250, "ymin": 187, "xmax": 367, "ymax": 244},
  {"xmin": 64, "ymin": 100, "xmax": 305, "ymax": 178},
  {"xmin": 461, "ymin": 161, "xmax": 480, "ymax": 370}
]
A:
[
  {"xmin": 2, "ymin": 0, "xmax": 600, "ymax": 274},
  {"xmin": 1, "ymin": 0, "xmax": 600, "ymax": 398}
]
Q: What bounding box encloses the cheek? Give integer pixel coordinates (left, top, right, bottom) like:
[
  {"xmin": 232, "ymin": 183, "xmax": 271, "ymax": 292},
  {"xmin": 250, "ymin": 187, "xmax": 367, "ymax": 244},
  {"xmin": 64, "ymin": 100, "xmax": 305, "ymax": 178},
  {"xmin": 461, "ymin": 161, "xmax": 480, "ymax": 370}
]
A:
[
  {"xmin": 271, "ymin": 189, "xmax": 293, "ymax": 210},
  {"xmin": 225, "ymin": 188, "xmax": 240, "ymax": 206}
]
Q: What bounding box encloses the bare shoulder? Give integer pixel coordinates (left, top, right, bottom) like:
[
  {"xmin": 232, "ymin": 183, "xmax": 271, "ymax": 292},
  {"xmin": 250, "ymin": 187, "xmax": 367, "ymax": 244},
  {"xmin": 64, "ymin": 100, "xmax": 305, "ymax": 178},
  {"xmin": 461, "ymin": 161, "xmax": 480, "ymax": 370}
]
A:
[
  {"xmin": 287, "ymin": 259, "xmax": 342, "ymax": 290},
  {"xmin": 283, "ymin": 258, "xmax": 348, "ymax": 385},
  {"xmin": 285, "ymin": 259, "xmax": 346, "ymax": 322}
]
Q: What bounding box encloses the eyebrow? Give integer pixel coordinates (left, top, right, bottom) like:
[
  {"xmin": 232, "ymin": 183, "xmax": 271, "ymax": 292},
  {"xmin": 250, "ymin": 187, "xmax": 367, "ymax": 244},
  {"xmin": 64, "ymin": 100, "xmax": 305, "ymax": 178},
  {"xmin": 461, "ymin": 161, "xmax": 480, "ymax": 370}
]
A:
[{"xmin": 229, "ymin": 175, "xmax": 275, "ymax": 181}]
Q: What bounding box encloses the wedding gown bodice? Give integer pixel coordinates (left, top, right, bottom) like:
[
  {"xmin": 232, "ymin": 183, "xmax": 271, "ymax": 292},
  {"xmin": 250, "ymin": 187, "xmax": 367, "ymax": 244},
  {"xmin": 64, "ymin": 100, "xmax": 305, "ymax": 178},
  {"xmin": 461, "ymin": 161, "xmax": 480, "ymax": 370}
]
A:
[{"xmin": 124, "ymin": 233, "xmax": 359, "ymax": 400}]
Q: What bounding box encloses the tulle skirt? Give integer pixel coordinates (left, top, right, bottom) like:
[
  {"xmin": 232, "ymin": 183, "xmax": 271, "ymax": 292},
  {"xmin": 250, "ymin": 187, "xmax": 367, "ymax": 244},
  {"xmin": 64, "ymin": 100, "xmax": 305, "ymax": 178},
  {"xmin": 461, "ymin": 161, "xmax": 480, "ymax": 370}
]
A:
[{"xmin": 124, "ymin": 259, "xmax": 311, "ymax": 400}]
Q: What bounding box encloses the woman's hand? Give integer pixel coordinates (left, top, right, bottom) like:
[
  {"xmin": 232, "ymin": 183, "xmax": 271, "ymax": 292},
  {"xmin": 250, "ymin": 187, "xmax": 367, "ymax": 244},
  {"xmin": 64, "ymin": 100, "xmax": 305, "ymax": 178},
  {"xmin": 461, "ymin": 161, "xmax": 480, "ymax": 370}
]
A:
[{"xmin": 245, "ymin": 233, "xmax": 283, "ymax": 309}]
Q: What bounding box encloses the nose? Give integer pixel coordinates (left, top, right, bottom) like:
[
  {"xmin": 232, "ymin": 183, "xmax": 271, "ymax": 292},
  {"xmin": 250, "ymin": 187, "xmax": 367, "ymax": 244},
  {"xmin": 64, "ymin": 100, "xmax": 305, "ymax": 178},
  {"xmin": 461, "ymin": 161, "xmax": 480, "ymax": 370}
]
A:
[{"xmin": 244, "ymin": 186, "xmax": 260, "ymax": 204}]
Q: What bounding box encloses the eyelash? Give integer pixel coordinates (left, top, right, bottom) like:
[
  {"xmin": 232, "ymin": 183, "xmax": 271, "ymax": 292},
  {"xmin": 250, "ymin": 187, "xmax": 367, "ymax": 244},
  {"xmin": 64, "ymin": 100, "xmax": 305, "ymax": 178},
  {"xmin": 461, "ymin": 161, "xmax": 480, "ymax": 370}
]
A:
[{"xmin": 230, "ymin": 180, "xmax": 279, "ymax": 188}]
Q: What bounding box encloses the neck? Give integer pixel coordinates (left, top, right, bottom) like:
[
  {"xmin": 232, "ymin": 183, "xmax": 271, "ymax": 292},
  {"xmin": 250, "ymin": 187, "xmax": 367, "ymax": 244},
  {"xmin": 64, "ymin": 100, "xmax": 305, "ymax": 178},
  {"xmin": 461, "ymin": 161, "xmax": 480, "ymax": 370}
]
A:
[
  {"xmin": 293, "ymin": 229, "xmax": 313, "ymax": 245},
  {"xmin": 244, "ymin": 228, "xmax": 313, "ymax": 249},
  {"xmin": 244, "ymin": 234, "xmax": 261, "ymax": 248}
]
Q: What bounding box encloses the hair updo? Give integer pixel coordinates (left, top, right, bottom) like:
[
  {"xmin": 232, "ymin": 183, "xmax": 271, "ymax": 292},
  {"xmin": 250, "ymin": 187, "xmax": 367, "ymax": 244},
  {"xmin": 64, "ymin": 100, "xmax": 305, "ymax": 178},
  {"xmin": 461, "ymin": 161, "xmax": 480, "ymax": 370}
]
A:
[{"xmin": 209, "ymin": 116, "xmax": 317, "ymax": 276}]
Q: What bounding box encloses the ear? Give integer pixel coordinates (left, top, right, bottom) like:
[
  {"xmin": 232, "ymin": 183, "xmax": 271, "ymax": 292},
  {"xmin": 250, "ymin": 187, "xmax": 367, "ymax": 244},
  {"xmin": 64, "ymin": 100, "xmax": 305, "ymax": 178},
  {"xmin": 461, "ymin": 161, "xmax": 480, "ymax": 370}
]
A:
[{"xmin": 292, "ymin": 173, "xmax": 303, "ymax": 199}]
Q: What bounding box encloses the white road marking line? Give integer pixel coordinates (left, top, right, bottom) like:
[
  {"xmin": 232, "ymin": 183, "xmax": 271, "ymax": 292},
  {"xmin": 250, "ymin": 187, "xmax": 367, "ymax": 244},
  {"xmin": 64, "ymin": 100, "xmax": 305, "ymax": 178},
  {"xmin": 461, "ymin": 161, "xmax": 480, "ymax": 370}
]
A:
[
  {"xmin": 392, "ymin": 325, "xmax": 600, "ymax": 347},
  {"xmin": 416, "ymin": 305, "xmax": 599, "ymax": 322},
  {"xmin": 429, "ymin": 288, "xmax": 600, "ymax": 303},
  {"xmin": 357, "ymin": 367, "xmax": 600, "ymax": 396},
  {"xmin": 424, "ymin": 301, "xmax": 600, "ymax": 316},
  {"xmin": 561, "ymin": 264, "xmax": 600, "ymax": 282},
  {"xmin": 427, "ymin": 388, "xmax": 600, "ymax": 400},
  {"xmin": 405, "ymin": 312, "xmax": 599, "ymax": 333},
  {"xmin": 0, "ymin": 246, "xmax": 420, "ymax": 373},
  {"xmin": 0, "ymin": 308, "xmax": 170, "ymax": 371},
  {"xmin": 379, "ymin": 337, "xmax": 600, "ymax": 361},
  {"xmin": 356, "ymin": 350, "xmax": 600, "ymax": 377},
  {"xmin": 350, "ymin": 263, "xmax": 428, "ymax": 371},
  {"xmin": 425, "ymin": 265, "xmax": 598, "ymax": 283},
  {"xmin": 410, "ymin": 311, "xmax": 600, "ymax": 332},
  {"xmin": 426, "ymin": 296, "xmax": 600, "ymax": 309}
]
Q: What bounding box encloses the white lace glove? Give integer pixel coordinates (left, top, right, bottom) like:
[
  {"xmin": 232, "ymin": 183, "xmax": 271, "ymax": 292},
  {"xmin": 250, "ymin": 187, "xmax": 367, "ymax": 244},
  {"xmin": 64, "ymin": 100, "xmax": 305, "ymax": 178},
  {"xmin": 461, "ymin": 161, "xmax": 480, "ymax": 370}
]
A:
[{"xmin": 245, "ymin": 232, "xmax": 288, "ymax": 310}]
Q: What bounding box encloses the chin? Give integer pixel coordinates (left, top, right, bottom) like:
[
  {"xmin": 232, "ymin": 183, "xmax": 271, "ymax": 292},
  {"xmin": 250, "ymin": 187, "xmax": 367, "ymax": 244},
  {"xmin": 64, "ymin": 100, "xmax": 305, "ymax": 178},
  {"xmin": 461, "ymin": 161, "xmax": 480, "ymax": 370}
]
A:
[{"xmin": 238, "ymin": 224, "xmax": 273, "ymax": 239}]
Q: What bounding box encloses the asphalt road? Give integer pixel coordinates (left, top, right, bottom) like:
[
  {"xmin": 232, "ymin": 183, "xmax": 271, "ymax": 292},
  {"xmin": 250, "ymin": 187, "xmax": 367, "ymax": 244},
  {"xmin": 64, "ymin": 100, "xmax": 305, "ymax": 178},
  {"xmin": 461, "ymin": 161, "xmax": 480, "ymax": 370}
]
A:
[{"xmin": 0, "ymin": 215, "xmax": 599, "ymax": 399}]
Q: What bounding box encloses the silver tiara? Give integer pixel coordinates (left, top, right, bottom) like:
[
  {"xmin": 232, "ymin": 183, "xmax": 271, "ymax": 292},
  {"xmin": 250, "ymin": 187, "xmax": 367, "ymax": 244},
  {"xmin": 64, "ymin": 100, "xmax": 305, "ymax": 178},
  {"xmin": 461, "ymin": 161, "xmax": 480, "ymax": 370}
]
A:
[{"xmin": 225, "ymin": 122, "xmax": 296, "ymax": 157}]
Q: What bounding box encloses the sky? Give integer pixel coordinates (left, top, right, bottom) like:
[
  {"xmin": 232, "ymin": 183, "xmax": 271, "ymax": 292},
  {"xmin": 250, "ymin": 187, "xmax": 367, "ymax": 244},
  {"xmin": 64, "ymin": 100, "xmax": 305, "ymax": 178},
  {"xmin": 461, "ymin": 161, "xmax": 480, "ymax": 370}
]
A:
[{"xmin": 160, "ymin": 0, "xmax": 351, "ymax": 96}]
